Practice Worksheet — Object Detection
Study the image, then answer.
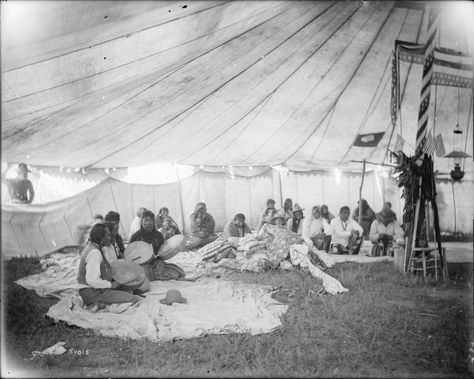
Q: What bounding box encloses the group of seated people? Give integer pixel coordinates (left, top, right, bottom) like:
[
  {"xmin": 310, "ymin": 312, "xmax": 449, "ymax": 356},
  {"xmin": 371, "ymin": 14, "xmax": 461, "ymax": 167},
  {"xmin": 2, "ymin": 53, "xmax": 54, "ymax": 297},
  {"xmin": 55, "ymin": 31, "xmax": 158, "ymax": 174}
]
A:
[
  {"xmin": 78, "ymin": 198, "xmax": 404, "ymax": 308},
  {"xmin": 249, "ymin": 198, "xmax": 403, "ymax": 256}
]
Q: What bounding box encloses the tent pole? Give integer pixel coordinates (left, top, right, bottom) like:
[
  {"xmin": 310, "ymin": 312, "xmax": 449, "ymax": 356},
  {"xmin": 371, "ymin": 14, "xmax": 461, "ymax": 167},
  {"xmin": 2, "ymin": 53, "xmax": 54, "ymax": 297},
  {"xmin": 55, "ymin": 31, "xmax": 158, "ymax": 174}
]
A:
[
  {"xmin": 358, "ymin": 159, "xmax": 366, "ymax": 228},
  {"xmin": 174, "ymin": 164, "xmax": 187, "ymax": 234},
  {"xmin": 278, "ymin": 168, "xmax": 284, "ymax": 208}
]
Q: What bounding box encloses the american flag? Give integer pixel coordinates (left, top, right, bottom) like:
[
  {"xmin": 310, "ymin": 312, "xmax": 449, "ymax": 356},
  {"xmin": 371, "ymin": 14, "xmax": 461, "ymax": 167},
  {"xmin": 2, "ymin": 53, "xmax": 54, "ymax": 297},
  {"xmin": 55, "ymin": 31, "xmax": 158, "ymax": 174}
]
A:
[
  {"xmin": 398, "ymin": 44, "xmax": 473, "ymax": 89},
  {"xmin": 394, "ymin": 133, "xmax": 404, "ymax": 152},
  {"xmin": 434, "ymin": 133, "xmax": 446, "ymax": 157},
  {"xmin": 422, "ymin": 131, "xmax": 435, "ymax": 156}
]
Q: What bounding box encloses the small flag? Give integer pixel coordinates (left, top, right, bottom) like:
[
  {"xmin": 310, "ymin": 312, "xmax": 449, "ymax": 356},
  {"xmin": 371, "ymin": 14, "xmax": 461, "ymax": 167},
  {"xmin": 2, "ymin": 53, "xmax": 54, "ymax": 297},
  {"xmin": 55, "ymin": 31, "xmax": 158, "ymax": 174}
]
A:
[
  {"xmin": 353, "ymin": 132, "xmax": 385, "ymax": 147},
  {"xmin": 422, "ymin": 131, "xmax": 435, "ymax": 156},
  {"xmin": 394, "ymin": 134, "xmax": 404, "ymax": 152},
  {"xmin": 434, "ymin": 133, "xmax": 445, "ymax": 157}
]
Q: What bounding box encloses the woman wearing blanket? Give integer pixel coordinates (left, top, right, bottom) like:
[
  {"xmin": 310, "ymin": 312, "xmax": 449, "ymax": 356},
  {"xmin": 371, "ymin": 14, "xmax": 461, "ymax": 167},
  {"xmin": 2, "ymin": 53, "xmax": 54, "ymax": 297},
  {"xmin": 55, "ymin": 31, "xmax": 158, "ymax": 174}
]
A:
[
  {"xmin": 257, "ymin": 211, "xmax": 302, "ymax": 268},
  {"xmin": 186, "ymin": 202, "xmax": 218, "ymax": 249},
  {"xmin": 130, "ymin": 210, "xmax": 185, "ymax": 280},
  {"xmin": 77, "ymin": 223, "xmax": 141, "ymax": 307},
  {"xmin": 302, "ymin": 206, "xmax": 331, "ymax": 251},
  {"xmin": 222, "ymin": 213, "xmax": 252, "ymax": 239}
]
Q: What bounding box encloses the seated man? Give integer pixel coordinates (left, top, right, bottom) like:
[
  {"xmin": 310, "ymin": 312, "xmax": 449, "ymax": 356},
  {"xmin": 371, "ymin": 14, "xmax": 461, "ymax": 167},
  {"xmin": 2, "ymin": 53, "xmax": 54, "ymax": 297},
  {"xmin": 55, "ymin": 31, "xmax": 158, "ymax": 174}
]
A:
[
  {"xmin": 287, "ymin": 204, "xmax": 305, "ymax": 235},
  {"xmin": 130, "ymin": 210, "xmax": 185, "ymax": 280},
  {"xmin": 330, "ymin": 206, "xmax": 364, "ymax": 254},
  {"xmin": 222, "ymin": 213, "xmax": 252, "ymax": 239},
  {"xmin": 369, "ymin": 208, "xmax": 404, "ymax": 256},
  {"xmin": 77, "ymin": 223, "xmax": 141, "ymax": 308},
  {"xmin": 104, "ymin": 211, "xmax": 125, "ymax": 258},
  {"xmin": 186, "ymin": 202, "xmax": 218, "ymax": 249}
]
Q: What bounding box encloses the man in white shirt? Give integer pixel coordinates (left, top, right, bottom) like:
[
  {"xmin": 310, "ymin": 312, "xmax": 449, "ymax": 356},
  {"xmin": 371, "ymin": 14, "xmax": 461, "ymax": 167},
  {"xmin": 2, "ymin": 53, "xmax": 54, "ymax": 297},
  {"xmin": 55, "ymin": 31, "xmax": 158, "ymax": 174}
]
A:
[{"xmin": 330, "ymin": 206, "xmax": 364, "ymax": 254}]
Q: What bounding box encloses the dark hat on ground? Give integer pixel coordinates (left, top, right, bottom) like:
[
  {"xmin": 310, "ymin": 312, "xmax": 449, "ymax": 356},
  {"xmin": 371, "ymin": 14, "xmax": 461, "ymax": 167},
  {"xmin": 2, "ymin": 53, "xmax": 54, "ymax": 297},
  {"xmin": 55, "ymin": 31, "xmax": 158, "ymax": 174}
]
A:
[
  {"xmin": 160, "ymin": 289, "xmax": 187, "ymax": 305},
  {"xmin": 17, "ymin": 163, "xmax": 31, "ymax": 173},
  {"xmin": 293, "ymin": 203, "xmax": 304, "ymax": 213},
  {"xmin": 105, "ymin": 211, "xmax": 120, "ymax": 222},
  {"xmin": 141, "ymin": 210, "xmax": 155, "ymax": 219}
]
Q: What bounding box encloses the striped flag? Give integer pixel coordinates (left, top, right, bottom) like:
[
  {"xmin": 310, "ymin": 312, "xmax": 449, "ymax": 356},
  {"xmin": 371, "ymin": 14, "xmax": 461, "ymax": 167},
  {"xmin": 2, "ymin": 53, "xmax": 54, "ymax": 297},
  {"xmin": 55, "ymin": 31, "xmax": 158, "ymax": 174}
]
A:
[
  {"xmin": 416, "ymin": 6, "xmax": 440, "ymax": 155},
  {"xmin": 422, "ymin": 131, "xmax": 435, "ymax": 156},
  {"xmin": 397, "ymin": 44, "xmax": 473, "ymax": 89},
  {"xmin": 434, "ymin": 133, "xmax": 446, "ymax": 157},
  {"xmin": 394, "ymin": 134, "xmax": 404, "ymax": 152}
]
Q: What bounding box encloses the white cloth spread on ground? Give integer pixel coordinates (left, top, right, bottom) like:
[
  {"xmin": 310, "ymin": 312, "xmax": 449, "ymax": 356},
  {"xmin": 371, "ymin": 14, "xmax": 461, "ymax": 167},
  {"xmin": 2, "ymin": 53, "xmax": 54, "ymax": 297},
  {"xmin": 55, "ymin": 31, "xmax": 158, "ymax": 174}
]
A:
[
  {"xmin": 47, "ymin": 279, "xmax": 287, "ymax": 342},
  {"xmin": 16, "ymin": 251, "xmax": 288, "ymax": 342},
  {"xmin": 289, "ymin": 245, "xmax": 349, "ymax": 295}
]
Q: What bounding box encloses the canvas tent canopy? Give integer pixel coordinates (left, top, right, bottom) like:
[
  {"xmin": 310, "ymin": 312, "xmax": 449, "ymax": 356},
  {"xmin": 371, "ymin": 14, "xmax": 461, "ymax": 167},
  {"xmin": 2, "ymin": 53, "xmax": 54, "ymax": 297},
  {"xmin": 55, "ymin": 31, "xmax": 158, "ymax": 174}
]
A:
[
  {"xmin": 1, "ymin": 1, "xmax": 473, "ymax": 257},
  {"xmin": 2, "ymin": 0, "xmax": 472, "ymax": 172}
]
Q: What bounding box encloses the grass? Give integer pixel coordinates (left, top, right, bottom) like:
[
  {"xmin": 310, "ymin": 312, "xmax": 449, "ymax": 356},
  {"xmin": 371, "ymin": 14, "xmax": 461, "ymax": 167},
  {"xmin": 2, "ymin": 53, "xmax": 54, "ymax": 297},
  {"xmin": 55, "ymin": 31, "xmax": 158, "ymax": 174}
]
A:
[{"xmin": 2, "ymin": 255, "xmax": 473, "ymax": 378}]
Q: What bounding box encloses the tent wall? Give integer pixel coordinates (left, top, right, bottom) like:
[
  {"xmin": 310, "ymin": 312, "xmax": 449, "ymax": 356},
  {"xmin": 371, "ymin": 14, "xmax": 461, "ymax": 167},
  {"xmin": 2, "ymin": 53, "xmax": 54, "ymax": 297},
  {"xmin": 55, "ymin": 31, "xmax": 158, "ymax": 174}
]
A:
[{"xmin": 2, "ymin": 170, "xmax": 472, "ymax": 258}]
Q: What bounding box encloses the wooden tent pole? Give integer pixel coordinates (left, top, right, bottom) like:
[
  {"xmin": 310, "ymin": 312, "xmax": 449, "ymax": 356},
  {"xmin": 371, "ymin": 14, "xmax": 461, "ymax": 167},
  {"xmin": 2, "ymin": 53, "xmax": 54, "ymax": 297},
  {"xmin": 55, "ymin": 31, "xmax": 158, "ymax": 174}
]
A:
[
  {"xmin": 358, "ymin": 160, "xmax": 366, "ymax": 228},
  {"xmin": 174, "ymin": 164, "xmax": 187, "ymax": 234}
]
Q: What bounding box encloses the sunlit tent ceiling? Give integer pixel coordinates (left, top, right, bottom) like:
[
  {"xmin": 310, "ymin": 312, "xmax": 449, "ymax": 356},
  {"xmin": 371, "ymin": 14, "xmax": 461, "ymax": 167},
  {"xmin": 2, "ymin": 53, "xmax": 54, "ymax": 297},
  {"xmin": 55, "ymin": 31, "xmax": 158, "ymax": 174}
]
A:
[{"xmin": 1, "ymin": 1, "xmax": 473, "ymax": 173}]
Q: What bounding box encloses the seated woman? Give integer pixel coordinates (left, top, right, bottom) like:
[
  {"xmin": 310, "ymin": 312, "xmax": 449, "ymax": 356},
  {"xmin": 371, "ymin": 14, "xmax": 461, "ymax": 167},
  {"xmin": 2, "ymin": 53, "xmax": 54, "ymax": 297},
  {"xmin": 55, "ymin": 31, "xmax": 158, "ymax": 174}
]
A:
[
  {"xmin": 320, "ymin": 204, "xmax": 335, "ymax": 223},
  {"xmin": 222, "ymin": 213, "xmax": 252, "ymax": 239},
  {"xmin": 77, "ymin": 223, "xmax": 141, "ymax": 307},
  {"xmin": 155, "ymin": 207, "xmax": 181, "ymax": 233},
  {"xmin": 158, "ymin": 216, "xmax": 180, "ymax": 240},
  {"xmin": 257, "ymin": 211, "xmax": 303, "ymax": 268},
  {"xmin": 287, "ymin": 204, "xmax": 305, "ymax": 235},
  {"xmin": 130, "ymin": 210, "xmax": 185, "ymax": 280},
  {"xmin": 369, "ymin": 208, "xmax": 404, "ymax": 256},
  {"xmin": 330, "ymin": 206, "xmax": 364, "ymax": 254},
  {"xmin": 352, "ymin": 199, "xmax": 376, "ymax": 238},
  {"xmin": 302, "ymin": 206, "xmax": 331, "ymax": 251},
  {"xmin": 279, "ymin": 198, "xmax": 294, "ymax": 224},
  {"xmin": 186, "ymin": 202, "xmax": 218, "ymax": 249},
  {"xmin": 257, "ymin": 198, "xmax": 278, "ymax": 232}
]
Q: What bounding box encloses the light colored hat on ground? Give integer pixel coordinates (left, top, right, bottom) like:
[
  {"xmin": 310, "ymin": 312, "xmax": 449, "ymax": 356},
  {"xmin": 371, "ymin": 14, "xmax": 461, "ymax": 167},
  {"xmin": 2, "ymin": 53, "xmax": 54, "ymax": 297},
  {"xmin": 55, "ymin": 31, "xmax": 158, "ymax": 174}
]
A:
[
  {"xmin": 124, "ymin": 241, "xmax": 153, "ymax": 264},
  {"xmin": 160, "ymin": 289, "xmax": 187, "ymax": 305}
]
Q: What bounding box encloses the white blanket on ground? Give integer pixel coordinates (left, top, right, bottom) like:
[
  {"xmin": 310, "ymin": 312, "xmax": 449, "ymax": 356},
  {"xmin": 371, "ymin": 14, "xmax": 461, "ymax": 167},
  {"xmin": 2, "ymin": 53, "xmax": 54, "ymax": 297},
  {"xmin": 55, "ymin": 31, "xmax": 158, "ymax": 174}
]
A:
[
  {"xmin": 16, "ymin": 251, "xmax": 288, "ymax": 342},
  {"xmin": 46, "ymin": 279, "xmax": 288, "ymax": 342}
]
